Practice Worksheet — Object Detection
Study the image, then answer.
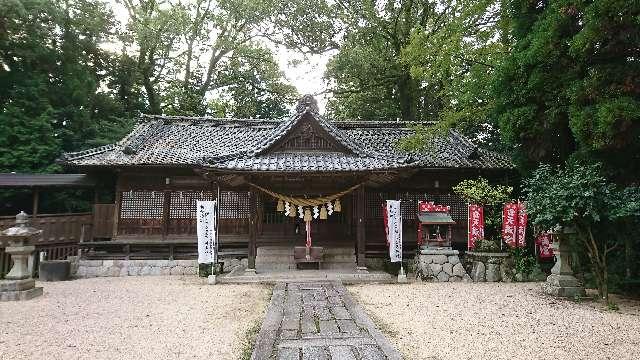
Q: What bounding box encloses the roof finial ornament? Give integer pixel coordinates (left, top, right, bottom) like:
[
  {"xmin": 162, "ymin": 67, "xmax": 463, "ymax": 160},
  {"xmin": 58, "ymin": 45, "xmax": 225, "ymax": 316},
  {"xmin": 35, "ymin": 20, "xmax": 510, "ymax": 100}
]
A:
[{"xmin": 295, "ymin": 94, "xmax": 319, "ymax": 114}]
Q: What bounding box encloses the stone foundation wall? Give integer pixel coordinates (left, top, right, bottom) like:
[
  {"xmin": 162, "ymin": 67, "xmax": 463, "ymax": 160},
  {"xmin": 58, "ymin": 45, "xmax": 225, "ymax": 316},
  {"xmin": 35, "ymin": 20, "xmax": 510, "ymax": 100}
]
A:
[
  {"xmin": 464, "ymin": 251, "xmax": 513, "ymax": 282},
  {"xmin": 415, "ymin": 249, "xmax": 471, "ymax": 282},
  {"xmin": 75, "ymin": 258, "xmax": 247, "ymax": 278}
]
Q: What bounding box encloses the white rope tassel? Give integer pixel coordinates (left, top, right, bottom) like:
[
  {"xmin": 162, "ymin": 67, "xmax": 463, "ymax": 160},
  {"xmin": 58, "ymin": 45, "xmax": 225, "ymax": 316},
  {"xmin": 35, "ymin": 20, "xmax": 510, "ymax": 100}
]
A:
[
  {"xmin": 313, "ymin": 206, "xmax": 319, "ymax": 219},
  {"xmin": 298, "ymin": 206, "xmax": 304, "ymax": 219},
  {"xmin": 284, "ymin": 201, "xmax": 291, "ymax": 216}
]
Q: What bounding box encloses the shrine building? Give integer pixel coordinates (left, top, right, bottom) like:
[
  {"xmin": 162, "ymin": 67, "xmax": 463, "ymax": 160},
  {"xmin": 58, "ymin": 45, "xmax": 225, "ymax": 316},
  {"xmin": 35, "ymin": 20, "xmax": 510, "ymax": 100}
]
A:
[{"xmin": 60, "ymin": 95, "xmax": 514, "ymax": 271}]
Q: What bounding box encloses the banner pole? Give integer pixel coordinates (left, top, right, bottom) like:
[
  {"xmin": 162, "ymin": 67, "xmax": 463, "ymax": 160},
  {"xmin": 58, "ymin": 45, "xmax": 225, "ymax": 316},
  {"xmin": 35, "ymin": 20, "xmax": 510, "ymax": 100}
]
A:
[
  {"xmin": 467, "ymin": 203, "xmax": 470, "ymax": 251},
  {"xmin": 215, "ymin": 182, "xmax": 220, "ymax": 272}
]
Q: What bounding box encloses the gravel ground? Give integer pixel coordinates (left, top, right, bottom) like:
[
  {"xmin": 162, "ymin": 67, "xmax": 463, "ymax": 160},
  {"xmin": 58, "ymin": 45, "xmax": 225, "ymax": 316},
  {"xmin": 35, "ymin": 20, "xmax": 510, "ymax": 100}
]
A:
[
  {"xmin": 0, "ymin": 276, "xmax": 271, "ymax": 360},
  {"xmin": 349, "ymin": 282, "xmax": 640, "ymax": 360}
]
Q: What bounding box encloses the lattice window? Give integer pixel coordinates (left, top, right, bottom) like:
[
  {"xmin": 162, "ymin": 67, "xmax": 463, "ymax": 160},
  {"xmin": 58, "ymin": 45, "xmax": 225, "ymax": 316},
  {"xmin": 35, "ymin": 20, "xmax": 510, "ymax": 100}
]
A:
[
  {"xmin": 219, "ymin": 191, "xmax": 250, "ymax": 219},
  {"xmin": 365, "ymin": 192, "xmax": 390, "ymax": 218},
  {"xmin": 120, "ymin": 190, "xmax": 164, "ymax": 219},
  {"xmin": 169, "ymin": 191, "xmax": 215, "ymax": 219},
  {"xmin": 365, "ymin": 191, "xmax": 467, "ymax": 221}
]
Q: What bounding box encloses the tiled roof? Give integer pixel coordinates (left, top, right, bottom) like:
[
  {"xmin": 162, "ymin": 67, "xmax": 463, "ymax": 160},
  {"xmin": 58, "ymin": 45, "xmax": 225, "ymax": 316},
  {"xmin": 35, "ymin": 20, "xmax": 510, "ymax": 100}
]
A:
[{"xmin": 60, "ymin": 105, "xmax": 513, "ymax": 172}]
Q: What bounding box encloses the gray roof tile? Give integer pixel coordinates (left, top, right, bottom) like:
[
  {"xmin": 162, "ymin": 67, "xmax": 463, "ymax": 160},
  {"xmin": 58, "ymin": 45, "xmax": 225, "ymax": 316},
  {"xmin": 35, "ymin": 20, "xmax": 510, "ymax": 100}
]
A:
[{"xmin": 60, "ymin": 110, "xmax": 513, "ymax": 172}]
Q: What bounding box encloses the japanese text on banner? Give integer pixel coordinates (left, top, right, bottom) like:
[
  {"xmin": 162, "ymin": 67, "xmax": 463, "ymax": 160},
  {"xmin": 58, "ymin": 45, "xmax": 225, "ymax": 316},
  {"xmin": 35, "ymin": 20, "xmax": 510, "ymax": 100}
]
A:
[
  {"xmin": 197, "ymin": 200, "xmax": 217, "ymax": 264},
  {"xmin": 386, "ymin": 200, "xmax": 402, "ymax": 263},
  {"xmin": 468, "ymin": 204, "xmax": 484, "ymax": 249}
]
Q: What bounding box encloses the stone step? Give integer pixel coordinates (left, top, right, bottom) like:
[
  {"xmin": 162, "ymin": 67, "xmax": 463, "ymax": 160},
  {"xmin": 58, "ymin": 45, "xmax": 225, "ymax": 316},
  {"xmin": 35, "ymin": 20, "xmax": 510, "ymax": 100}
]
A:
[
  {"xmin": 256, "ymin": 254, "xmax": 355, "ymax": 263},
  {"xmin": 256, "ymin": 263, "xmax": 295, "ymax": 271},
  {"xmin": 257, "ymin": 246, "xmax": 293, "ymax": 256},
  {"xmin": 322, "ymin": 263, "xmax": 357, "ymax": 270}
]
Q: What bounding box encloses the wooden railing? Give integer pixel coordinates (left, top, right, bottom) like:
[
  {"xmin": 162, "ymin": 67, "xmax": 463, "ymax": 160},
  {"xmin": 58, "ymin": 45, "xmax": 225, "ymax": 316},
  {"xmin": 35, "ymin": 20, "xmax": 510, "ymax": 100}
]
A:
[
  {"xmin": 0, "ymin": 212, "xmax": 93, "ymax": 244},
  {"xmin": 0, "ymin": 212, "xmax": 91, "ymax": 278}
]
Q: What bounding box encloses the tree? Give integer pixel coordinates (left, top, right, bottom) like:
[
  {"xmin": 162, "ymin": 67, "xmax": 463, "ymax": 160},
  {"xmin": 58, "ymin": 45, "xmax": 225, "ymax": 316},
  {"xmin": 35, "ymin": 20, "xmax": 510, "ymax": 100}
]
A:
[
  {"xmin": 205, "ymin": 46, "xmax": 298, "ymax": 118},
  {"xmin": 453, "ymin": 177, "xmax": 512, "ymax": 245},
  {"xmin": 402, "ymin": 0, "xmax": 509, "ymax": 136},
  {"xmin": 120, "ymin": 0, "xmax": 297, "ymax": 116},
  {"xmin": 295, "ymin": 0, "xmax": 509, "ymax": 127},
  {"xmin": 493, "ymin": 0, "xmax": 640, "ymax": 177},
  {"xmin": 525, "ymin": 161, "xmax": 640, "ymax": 302},
  {"xmin": 0, "ymin": 82, "xmax": 61, "ymax": 174}
]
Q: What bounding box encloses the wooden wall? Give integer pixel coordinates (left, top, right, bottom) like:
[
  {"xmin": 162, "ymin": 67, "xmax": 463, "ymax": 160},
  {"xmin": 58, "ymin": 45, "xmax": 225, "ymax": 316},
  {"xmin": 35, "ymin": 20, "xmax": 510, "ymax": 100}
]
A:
[{"xmin": 104, "ymin": 170, "xmax": 482, "ymax": 258}]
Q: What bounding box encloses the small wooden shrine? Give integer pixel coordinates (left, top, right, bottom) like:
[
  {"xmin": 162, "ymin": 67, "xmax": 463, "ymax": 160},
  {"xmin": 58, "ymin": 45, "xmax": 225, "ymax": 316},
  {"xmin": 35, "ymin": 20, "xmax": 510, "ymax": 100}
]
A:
[{"xmin": 416, "ymin": 202, "xmax": 456, "ymax": 248}]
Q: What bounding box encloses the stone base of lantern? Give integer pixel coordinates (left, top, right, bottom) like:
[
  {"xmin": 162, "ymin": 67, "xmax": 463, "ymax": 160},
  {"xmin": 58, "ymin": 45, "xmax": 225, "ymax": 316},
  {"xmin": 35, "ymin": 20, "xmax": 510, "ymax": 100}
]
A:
[
  {"xmin": 542, "ymin": 274, "xmax": 586, "ymax": 298},
  {"xmin": 0, "ymin": 279, "xmax": 43, "ymax": 301}
]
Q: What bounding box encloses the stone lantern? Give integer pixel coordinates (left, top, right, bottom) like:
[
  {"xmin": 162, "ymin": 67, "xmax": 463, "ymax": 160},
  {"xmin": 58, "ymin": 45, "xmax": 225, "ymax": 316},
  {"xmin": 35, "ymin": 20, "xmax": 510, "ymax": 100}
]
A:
[
  {"xmin": 0, "ymin": 211, "xmax": 43, "ymax": 301},
  {"xmin": 542, "ymin": 225, "xmax": 585, "ymax": 298}
]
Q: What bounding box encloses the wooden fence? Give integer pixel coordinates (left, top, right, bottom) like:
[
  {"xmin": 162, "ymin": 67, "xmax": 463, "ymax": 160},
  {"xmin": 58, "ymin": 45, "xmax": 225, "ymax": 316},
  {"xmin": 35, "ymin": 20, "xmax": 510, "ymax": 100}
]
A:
[{"xmin": 0, "ymin": 212, "xmax": 92, "ymax": 278}]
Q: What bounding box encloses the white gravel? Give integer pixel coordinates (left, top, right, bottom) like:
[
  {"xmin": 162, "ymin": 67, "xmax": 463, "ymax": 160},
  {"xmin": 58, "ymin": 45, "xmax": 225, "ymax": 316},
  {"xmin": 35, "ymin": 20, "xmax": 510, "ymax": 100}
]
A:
[
  {"xmin": 349, "ymin": 282, "xmax": 640, "ymax": 360},
  {"xmin": 0, "ymin": 276, "xmax": 270, "ymax": 360}
]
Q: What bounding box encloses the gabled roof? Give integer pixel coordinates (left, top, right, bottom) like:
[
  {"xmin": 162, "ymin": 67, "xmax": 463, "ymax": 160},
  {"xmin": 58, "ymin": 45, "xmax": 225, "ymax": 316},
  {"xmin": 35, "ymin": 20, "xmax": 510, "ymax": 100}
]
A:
[{"xmin": 60, "ymin": 96, "xmax": 513, "ymax": 172}]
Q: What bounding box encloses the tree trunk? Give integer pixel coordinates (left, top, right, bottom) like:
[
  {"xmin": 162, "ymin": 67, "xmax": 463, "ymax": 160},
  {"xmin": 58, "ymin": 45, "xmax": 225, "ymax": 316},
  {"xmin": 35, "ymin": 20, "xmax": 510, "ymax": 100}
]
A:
[
  {"xmin": 579, "ymin": 224, "xmax": 609, "ymax": 301},
  {"xmin": 143, "ymin": 75, "xmax": 161, "ymax": 114},
  {"xmin": 396, "ymin": 71, "xmax": 418, "ymax": 122}
]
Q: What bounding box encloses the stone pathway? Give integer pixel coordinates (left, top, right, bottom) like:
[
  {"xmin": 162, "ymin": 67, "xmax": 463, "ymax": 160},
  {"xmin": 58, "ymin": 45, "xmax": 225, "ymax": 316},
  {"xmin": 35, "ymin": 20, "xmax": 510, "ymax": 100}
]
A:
[{"xmin": 251, "ymin": 281, "xmax": 402, "ymax": 360}]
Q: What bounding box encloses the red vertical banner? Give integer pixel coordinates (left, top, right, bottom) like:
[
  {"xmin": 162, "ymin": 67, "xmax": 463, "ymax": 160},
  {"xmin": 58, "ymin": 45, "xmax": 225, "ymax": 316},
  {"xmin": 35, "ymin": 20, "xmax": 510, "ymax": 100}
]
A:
[
  {"xmin": 517, "ymin": 202, "xmax": 527, "ymax": 248},
  {"xmin": 503, "ymin": 201, "xmax": 527, "ymax": 248},
  {"xmin": 468, "ymin": 204, "xmax": 484, "ymax": 249},
  {"xmin": 535, "ymin": 232, "xmax": 554, "ymax": 259},
  {"xmin": 382, "ymin": 203, "xmax": 389, "ymax": 246},
  {"xmin": 305, "ymin": 221, "xmax": 311, "ymax": 248}
]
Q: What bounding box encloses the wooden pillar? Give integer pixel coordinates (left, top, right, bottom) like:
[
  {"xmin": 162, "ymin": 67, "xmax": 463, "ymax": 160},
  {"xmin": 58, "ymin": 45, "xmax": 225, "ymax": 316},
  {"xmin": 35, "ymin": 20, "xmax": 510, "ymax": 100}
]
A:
[
  {"xmin": 32, "ymin": 188, "xmax": 39, "ymax": 218},
  {"xmin": 161, "ymin": 190, "xmax": 170, "ymax": 241},
  {"xmin": 356, "ymin": 186, "xmax": 366, "ymax": 267},
  {"xmin": 247, "ymin": 190, "xmax": 258, "ymax": 271},
  {"xmin": 113, "ymin": 189, "xmax": 122, "ymax": 238}
]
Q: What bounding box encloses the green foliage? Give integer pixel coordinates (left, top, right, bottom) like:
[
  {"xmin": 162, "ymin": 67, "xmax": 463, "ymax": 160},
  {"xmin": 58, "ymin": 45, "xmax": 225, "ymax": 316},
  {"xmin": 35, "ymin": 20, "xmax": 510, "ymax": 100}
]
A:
[
  {"xmin": 206, "ymin": 46, "xmax": 298, "ymax": 118},
  {"xmin": 524, "ymin": 162, "xmax": 621, "ymax": 230},
  {"xmin": 121, "ymin": 0, "xmax": 298, "ymax": 117},
  {"xmin": 453, "ymin": 177, "xmax": 513, "ymax": 243},
  {"xmin": 0, "ymin": 82, "xmax": 61, "ymax": 174},
  {"xmin": 473, "ymin": 238, "xmax": 501, "ymax": 252},
  {"xmin": 493, "ymin": 0, "xmax": 640, "ymax": 178},
  {"xmin": 322, "ymin": 0, "xmax": 505, "ymax": 122},
  {"xmin": 397, "ymin": 124, "xmax": 433, "ymax": 152},
  {"xmin": 510, "ymin": 247, "xmax": 537, "ymax": 279},
  {"xmin": 524, "ymin": 161, "xmax": 640, "ymax": 300},
  {"xmin": 453, "ymin": 178, "xmax": 513, "ymax": 206}
]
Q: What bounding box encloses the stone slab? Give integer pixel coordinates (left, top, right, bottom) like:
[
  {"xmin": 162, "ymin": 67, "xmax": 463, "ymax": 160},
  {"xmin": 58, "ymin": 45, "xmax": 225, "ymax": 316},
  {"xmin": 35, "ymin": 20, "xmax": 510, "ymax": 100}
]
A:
[
  {"xmin": 252, "ymin": 281, "xmax": 402, "ymax": 360},
  {"xmin": 329, "ymin": 346, "xmax": 356, "ymax": 360},
  {"xmin": 0, "ymin": 286, "xmax": 43, "ymax": 301},
  {"xmin": 337, "ymin": 319, "xmax": 360, "ymax": 335},
  {"xmin": 420, "ymin": 249, "xmax": 459, "ymax": 256},
  {"xmin": 0, "ymin": 278, "xmax": 35, "ymax": 292},
  {"xmin": 331, "ymin": 306, "xmax": 351, "ymax": 320},
  {"xmin": 357, "ymin": 345, "xmax": 386, "ymax": 360},
  {"xmin": 302, "ymin": 346, "xmax": 328, "ymax": 360},
  {"xmin": 277, "ymin": 348, "xmax": 300, "ymax": 360}
]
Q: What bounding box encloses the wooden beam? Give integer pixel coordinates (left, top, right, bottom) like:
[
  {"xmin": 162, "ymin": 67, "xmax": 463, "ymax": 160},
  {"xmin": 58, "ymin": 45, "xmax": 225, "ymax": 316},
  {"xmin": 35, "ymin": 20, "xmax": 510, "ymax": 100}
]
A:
[
  {"xmin": 32, "ymin": 189, "xmax": 39, "ymax": 218},
  {"xmin": 162, "ymin": 191, "xmax": 171, "ymax": 241},
  {"xmin": 247, "ymin": 190, "xmax": 258, "ymax": 270},
  {"xmin": 356, "ymin": 186, "xmax": 366, "ymax": 267}
]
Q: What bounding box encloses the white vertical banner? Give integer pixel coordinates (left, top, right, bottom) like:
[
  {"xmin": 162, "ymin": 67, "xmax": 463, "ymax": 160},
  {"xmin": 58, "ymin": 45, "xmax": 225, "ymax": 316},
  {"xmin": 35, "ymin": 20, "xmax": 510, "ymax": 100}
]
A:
[
  {"xmin": 197, "ymin": 200, "xmax": 217, "ymax": 264},
  {"xmin": 386, "ymin": 200, "xmax": 402, "ymax": 263}
]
